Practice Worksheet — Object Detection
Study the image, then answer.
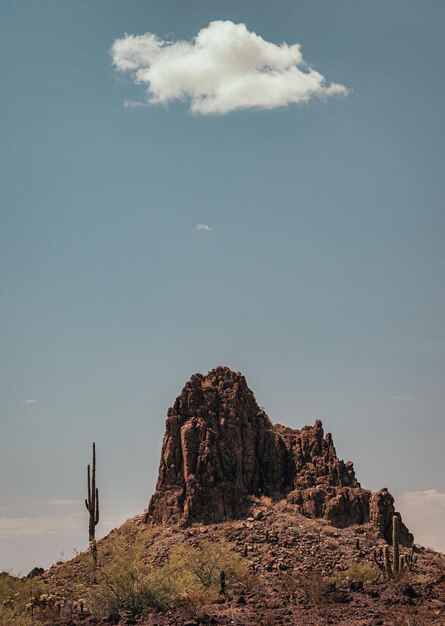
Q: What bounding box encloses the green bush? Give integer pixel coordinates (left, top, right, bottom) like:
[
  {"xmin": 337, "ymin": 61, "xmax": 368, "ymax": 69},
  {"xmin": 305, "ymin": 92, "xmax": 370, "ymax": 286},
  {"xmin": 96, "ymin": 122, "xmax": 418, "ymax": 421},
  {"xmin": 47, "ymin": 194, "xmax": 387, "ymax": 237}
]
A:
[
  {"xmin": 335, "ymin": 562, "xmax": 377, "ymax": 583},
  {"xmin": 90, "ymin": 535, "xmax": 247, "ymax": 617},
  {"xmin": 159, "ymin": 540, "xmax": 247, "ymax": 606},
  {"xmin": 168, "ymin": 540, "xmax": 246, "ymax": 589},
  {"xmin": 90, "ymin": 533, "xmax": 162, "ymax": 617}
]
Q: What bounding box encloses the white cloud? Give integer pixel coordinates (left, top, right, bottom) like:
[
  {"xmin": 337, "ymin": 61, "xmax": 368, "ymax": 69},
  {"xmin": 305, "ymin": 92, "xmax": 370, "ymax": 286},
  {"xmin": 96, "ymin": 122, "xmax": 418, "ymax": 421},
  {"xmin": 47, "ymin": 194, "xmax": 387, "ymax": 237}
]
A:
[
  {"xmin": 111, "ymin": 21, "xmax": 348, "ymax": 115},
  {"xmin": 25, "ymin": 399, "xmax": 37, "ymax": 404},
  {"xmin": 393, "ymin": 395, "xmax": 412, "ymax": 401},
  {"xmin": 196, "ymin": 224, "xmax": 212, "ymax": 231},
  {"xmin": 397, "ymin": 490, "xmax": 445, "ymax": 553}
]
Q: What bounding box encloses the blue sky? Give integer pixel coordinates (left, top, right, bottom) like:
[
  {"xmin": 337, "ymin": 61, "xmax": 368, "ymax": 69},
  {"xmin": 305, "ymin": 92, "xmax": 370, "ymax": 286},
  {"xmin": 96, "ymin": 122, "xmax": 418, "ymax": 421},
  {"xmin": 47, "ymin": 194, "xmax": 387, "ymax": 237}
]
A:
[{"xmin": 1, "ymin": 0, "xmax": 444, "ymax": 571}]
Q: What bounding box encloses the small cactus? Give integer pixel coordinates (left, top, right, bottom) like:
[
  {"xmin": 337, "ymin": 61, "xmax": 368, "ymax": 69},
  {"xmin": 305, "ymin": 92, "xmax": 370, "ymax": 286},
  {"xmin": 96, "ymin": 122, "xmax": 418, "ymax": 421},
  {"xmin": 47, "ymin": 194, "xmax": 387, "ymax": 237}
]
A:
[{"xmin": 220, "ymin": 570, "xmax": 226, "ymax": 595}]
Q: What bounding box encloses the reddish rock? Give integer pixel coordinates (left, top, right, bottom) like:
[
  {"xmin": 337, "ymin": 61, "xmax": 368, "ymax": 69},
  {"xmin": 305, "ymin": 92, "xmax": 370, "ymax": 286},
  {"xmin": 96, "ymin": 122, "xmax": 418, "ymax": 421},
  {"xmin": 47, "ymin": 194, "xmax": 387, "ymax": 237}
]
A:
[
  {"xmin": 370, "ymin": 488, "xmax": 413, "ymax": 546},
  {"xmin": 274, "ymin": 420, "xmax": 359, "ymax": 490},
  {"xmin": 276, "ymin": 419, "xmax": 372, "ymax": 527},
  {"xmin": 148, "ymin": 367, "xmax": 288, "ymax": 524},
  {"xmin": 147, "ymin": 366, "xmax": 412, "ymax": 545}
]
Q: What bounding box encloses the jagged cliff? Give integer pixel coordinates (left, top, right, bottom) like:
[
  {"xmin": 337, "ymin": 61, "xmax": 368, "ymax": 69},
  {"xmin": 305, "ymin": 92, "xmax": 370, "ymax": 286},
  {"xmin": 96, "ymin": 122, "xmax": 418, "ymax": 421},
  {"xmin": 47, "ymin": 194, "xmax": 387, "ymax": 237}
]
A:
[{"xmin": 147, "ymin": 366, "xmax": 412, "ymax": 546}]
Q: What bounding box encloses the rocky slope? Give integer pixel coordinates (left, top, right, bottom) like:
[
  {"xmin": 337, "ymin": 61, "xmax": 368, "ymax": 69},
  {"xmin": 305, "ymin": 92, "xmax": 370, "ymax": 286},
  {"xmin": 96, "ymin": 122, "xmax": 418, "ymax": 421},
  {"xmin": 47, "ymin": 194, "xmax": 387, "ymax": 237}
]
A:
[
  {"xmin": 40, "ymin": 504, "xmax": 445, "ymax": 626},
  {"xmin": 147, "ymin": 367, "xmax": 411, "ymax": 546}
]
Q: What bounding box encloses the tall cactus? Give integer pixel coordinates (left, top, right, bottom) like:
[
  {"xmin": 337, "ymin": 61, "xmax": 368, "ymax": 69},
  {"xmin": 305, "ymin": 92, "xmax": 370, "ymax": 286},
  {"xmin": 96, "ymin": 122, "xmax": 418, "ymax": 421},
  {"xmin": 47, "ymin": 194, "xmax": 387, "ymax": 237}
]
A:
[
  {"xmin": 383, "ymin": 515, "xmax": 406, "ymax": 579},
  {"xmin": 85, "ymin": 442, "xmax": 99, "ymax": 581}
]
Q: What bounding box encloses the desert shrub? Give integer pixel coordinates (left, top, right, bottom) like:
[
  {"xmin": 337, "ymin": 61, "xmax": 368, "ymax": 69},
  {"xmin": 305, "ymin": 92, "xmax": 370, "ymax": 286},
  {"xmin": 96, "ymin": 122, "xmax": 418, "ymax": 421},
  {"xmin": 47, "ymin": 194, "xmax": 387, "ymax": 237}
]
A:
[
  {"xmin": 158, "ymin": 540, "xmax": 247, "ymax": 607},
  {"xmin": 334, "ymin": 561, "xmax": 377, "ymax": 583},
  {"xmin": 91, "ymin": 535, "xmax": 247, "ymax": 617},
  {"xmin": 295, "ymin": 567, "xmax": 329, "ymax": 607},
  {"xmin": 169, "ymin": 540, "xmax": 246, "ymax": 589},
  {"xmin": 90, "ymin": 533, "xmax": 163, "ymax": 617},
  {"xmin": 0, "ymin": 571, "xmax": 40, "ymax": 626}
]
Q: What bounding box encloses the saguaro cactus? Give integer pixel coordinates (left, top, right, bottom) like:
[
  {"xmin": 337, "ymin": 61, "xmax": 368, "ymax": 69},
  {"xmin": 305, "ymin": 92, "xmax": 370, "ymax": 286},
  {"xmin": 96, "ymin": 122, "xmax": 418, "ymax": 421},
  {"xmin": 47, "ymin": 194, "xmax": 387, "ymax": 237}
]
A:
[
  {"xmin": 383, "ymin": 515, "xmax": 406, "ymax": 579},
  {"xmin": 373, "ymin": 515, "xmax": 414, "ymax": 580},
  {"xmin": 85, "ymin": 442, "xmax": 99, "ymax": 581}
]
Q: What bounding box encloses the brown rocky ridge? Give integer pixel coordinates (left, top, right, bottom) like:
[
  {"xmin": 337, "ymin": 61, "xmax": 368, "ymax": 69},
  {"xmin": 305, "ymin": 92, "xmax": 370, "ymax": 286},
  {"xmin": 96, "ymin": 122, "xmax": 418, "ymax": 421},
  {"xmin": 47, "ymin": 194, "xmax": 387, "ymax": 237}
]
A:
[{"xmin": 147, "ymin": 366, "xmax": 412, "ymax": 546}]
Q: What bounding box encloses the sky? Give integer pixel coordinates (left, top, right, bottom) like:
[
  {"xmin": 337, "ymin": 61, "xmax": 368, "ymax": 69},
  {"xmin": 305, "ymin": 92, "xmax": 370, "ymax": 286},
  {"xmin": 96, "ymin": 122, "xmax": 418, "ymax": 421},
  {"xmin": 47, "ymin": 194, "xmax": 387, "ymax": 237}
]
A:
[{"xmin": 1, "ymin": 0, "xmax": 444, "ymax": 572}]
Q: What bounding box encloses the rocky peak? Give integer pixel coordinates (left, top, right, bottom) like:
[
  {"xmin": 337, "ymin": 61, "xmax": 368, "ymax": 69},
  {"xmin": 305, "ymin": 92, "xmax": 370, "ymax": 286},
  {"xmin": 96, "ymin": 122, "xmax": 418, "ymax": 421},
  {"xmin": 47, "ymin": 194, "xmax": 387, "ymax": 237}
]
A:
[
  {"xmin": 274, "ymin": 420, "xmax": 359, "ymax": 490},
  {"xmin": 148, "ymin": 367, "xmax": 288, "ymax": 524},
  {"xmin": 147, "ymin": 367, "xmax": 412, "ymax": 546}
]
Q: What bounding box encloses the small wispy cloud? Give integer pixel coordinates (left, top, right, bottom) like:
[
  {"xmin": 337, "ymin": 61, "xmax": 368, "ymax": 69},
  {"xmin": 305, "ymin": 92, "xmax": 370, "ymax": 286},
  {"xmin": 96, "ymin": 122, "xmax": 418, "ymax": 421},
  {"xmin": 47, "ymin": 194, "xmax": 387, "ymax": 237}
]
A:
[
  {"xmin": 123, "ymin": 98, "xmax": 146, "ymax": 109},
  {"xmin": 393, "ymin": 395, "xmax": 412, "ymax": 401},
  {"xmin": 25, "ymin": 399, "xmax": 37, "ymax": 404},
  {"xmin": 196, "ymin": 224, "xmax": 213, "ymax": 232},
  {"xmin": 111, "ymin": 20, "xmax": 348, "ymax": 115}
]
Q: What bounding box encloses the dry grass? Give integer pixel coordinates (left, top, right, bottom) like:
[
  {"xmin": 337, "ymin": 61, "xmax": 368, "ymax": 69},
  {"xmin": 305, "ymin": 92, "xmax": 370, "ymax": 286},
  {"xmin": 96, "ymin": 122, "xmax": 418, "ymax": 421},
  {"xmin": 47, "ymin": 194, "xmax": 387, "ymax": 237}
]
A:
[
  {"xmin": 295, "ymin": 567, "xmax": 329, "ymax": 607},
  {"xmin": 333, "ymin": 561, "xmax": 377, "ymax": 583}
]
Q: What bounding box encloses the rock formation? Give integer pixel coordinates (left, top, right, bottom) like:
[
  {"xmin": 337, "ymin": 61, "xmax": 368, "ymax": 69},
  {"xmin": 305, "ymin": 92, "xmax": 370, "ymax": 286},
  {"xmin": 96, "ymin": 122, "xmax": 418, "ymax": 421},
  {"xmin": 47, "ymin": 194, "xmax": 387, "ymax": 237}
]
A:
[{"xmin": 147, "ymin": 366, "xmax": 412, "ymax": 546}]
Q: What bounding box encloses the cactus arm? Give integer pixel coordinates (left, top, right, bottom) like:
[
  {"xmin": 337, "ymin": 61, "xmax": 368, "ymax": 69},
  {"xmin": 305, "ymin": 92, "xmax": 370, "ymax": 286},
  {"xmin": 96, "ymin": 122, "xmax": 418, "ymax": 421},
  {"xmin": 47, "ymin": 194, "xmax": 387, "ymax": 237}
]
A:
[
  {"xmin": 95, "ymin": 488, "xmax": 99, "ymax": 525},
  {"xmin": 384, "ymin": 545, "xmax": 393, "ymax": 578},
  {"xmin": 87, "ymin": 464, "xmax": 91, "ymax": 507},
  {"xmin": 399, "ymin": 554, "xmax": 406, "ymax": 574},
  {"xmin": 392, "ymin": 516, "xmax": 400, "ymax": 575}
]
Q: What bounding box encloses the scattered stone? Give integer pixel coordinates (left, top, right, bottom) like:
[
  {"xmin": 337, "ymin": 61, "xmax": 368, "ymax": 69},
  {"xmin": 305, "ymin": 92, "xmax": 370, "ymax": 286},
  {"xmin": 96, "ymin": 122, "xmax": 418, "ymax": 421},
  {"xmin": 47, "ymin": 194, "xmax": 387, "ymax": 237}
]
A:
[{"xmin": 400, "ymin": 583, "xmax": 418, "ymax": 598}]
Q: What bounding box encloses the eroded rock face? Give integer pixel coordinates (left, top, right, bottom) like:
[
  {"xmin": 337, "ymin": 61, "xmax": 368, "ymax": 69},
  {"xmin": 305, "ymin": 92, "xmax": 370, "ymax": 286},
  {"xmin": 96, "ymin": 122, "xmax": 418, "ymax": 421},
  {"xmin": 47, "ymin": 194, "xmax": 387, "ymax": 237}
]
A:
[
  {"xmin": 276, "ymin": 420, "xmax": 371, "ymax": 529},
  {"xmin": 370, "ymin": 488, "xmax": 413, "ymax": 546},
  {"xmin": 148, "ymin": 367, "xmax": 289, "ymax": 524},
  {"xmin": 147, "ymin": 367, "xmax": 412, "ymax": 545}
]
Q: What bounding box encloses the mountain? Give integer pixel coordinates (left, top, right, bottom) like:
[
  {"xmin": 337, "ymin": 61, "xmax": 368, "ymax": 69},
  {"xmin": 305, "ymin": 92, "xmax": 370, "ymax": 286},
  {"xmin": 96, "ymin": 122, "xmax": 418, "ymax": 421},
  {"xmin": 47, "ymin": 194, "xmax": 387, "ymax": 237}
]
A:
[{"xmin": 148, "ymin": 366, "xmax": 412, "ymax": 546}]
